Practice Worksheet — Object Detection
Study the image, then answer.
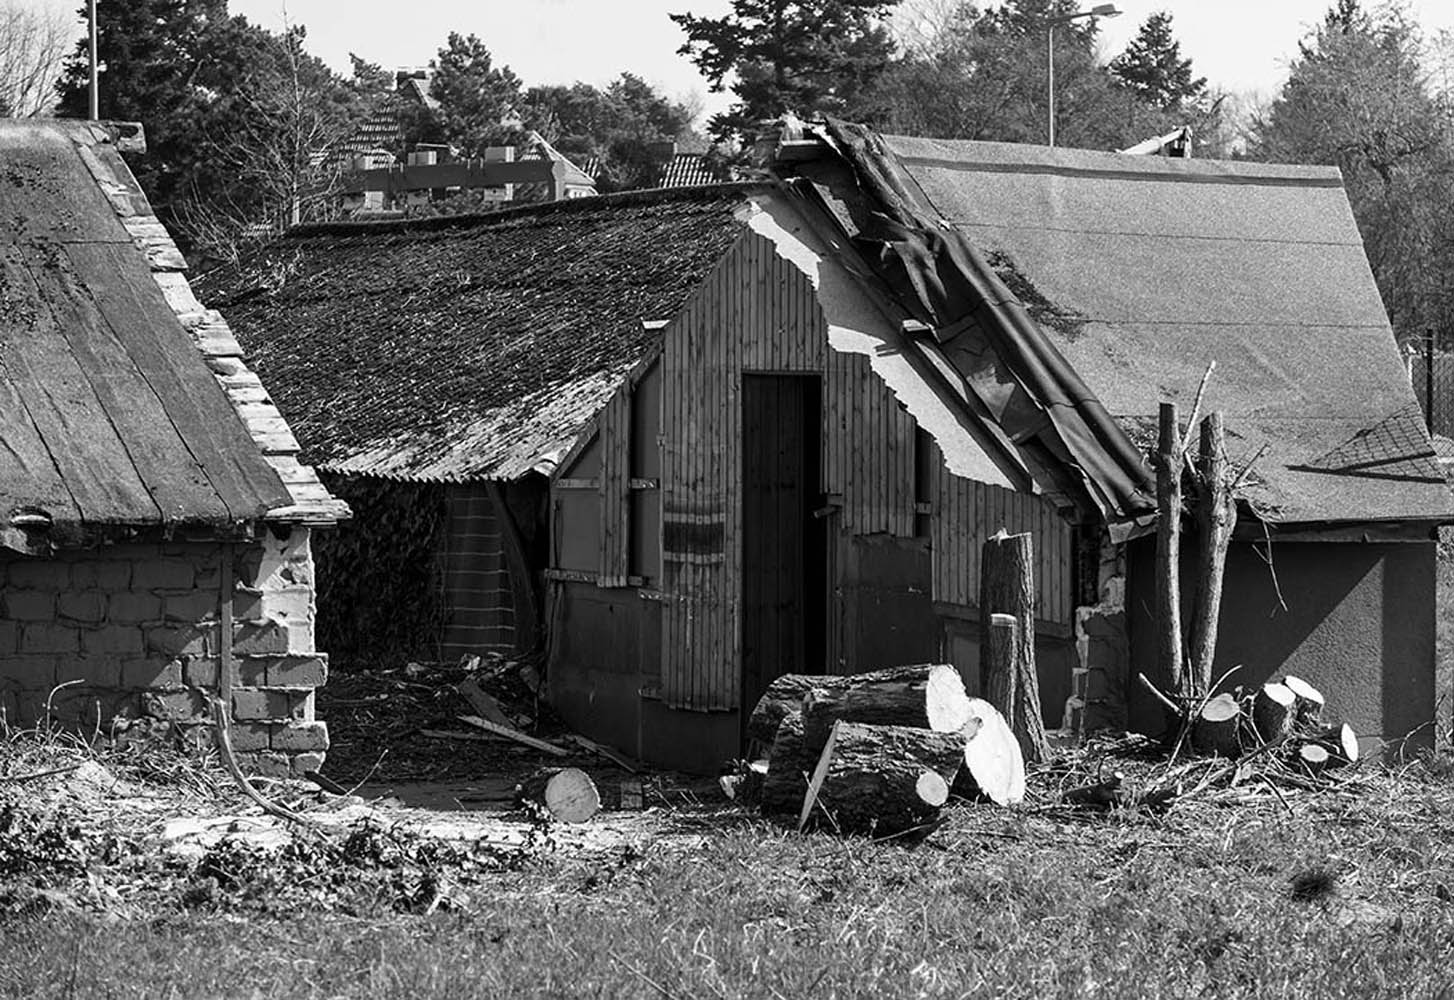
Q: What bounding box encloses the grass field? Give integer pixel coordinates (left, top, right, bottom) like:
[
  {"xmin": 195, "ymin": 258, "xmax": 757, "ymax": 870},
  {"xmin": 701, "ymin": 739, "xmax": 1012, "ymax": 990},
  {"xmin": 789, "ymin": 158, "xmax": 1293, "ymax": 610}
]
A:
[
  {"xmin": 2, "ymin": 549, "xmax": 1453, "ymax": 999},
  {"xmin": 4, "ymin": 737, "xmax": 1454, "ymax": 999}
]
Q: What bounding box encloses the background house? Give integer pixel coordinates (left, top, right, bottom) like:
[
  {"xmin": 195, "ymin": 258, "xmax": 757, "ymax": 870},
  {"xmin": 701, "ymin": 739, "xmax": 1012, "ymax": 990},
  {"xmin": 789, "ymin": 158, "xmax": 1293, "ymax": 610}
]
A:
[{"xmin": 0, "ymin": 120, "xmax": 346, "ymax": 775}]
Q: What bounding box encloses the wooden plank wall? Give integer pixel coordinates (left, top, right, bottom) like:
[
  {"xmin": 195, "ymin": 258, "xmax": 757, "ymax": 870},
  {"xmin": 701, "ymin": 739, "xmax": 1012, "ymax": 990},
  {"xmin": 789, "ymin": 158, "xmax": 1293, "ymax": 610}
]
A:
[
  {"xmin": 925, "ymin": 438, "xmax": 1074, "ymax": 629},
  {"xmin": 598, "ymin": 391, "xmax": 631, "ymax": 587}
]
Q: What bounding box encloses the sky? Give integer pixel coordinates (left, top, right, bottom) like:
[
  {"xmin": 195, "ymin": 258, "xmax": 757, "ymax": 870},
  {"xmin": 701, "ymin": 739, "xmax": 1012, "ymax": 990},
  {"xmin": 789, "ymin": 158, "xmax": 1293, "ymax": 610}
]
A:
[{"xmin": 35, "ymin": 0, "xmax": 1454, "ymax": 123}]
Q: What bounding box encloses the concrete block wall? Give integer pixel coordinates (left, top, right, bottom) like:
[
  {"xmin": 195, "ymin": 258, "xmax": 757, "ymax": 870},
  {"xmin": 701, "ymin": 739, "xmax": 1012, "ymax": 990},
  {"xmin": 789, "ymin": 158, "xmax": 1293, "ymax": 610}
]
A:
[
  {"xmin": 1068, "ymin": 536, "xmax": 1129, "ymax": 734},
  {"xmin": 0, "ymin": 526, "xmax": 329, "ymax": 777}
]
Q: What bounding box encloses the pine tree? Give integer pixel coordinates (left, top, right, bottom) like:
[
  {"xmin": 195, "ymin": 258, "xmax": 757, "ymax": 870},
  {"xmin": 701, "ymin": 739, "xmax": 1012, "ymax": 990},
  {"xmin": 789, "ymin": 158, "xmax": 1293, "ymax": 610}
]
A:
[
  {"xmin": 1109, "ymin": 11, "xmax": 1206, "ymax": 112},
  {"xmin": 670, "ymin": 0, "xmax": 902, "ymax": 143},
  {"xmin": 427, "ymin": 32, "xmax": 523, "ymax": 157}
]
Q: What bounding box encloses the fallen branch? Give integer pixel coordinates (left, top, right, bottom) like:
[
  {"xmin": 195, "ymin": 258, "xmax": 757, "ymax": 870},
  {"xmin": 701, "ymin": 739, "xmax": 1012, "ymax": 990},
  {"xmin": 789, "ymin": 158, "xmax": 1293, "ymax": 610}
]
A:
[
  {"xmin": 458, "ymin": 715, "xmax": 570, "ymax": 757},
  {"xmin": 0, "ymin": 764, "xmax": 82, "ymax": 784},
  {"xmin": 208, "ymin": 696, "xmax": 319, "ymax": 827}
]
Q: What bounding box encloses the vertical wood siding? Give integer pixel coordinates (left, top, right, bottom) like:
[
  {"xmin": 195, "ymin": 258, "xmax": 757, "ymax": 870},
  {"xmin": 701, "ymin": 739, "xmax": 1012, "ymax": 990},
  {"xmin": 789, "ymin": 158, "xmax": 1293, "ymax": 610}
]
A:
[
  {"xmin": 598, "ymin": 390, "xmax": 631, "ymax": 587},
  {"xmin": 439, "ymin": 484, "xmax": 515, "ymax": 657}
]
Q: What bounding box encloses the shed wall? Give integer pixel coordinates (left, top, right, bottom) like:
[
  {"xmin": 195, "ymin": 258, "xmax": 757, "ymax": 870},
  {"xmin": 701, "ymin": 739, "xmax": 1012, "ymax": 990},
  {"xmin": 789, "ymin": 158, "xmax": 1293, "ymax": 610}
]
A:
[{"xmin": 549, "ymin": 228, "xmax": 1076, "ymax": 733}]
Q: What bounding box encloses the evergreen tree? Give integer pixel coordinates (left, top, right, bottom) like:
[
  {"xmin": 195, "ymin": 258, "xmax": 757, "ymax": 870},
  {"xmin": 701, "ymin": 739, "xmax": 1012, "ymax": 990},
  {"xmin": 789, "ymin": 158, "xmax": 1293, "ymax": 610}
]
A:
[
  {"xmin": 670, "ymin": 0, "xmax": 902, "ymax": 143},
  {"xmin": 1109, "ymin": 11, "xmax": 1206, "ymax": 112},
  {"xmin": 427, "ymin": 32, "xmax": 522, "ymax": 157}
]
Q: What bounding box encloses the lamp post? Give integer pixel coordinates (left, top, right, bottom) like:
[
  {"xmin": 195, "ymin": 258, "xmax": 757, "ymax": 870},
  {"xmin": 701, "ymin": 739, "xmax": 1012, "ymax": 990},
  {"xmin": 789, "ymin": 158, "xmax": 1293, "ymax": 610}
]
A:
[{"xmin": 1047, "ymin": 3, "xmax": 1121, "ymax": 147}]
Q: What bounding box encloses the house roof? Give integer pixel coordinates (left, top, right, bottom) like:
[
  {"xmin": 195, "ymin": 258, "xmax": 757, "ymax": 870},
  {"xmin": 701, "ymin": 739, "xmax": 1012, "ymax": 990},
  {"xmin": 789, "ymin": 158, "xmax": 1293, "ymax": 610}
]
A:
[
  {"xmin": 795, "ymin": 127, "xmax": 1453, "ymax": 526},
  {"xmin": 194, "ymin": 185, "xmax": 756, "ymax": 481},
  {"xmin": 0, "ymin": 120, "xmax": 344, "ymax": 547}
]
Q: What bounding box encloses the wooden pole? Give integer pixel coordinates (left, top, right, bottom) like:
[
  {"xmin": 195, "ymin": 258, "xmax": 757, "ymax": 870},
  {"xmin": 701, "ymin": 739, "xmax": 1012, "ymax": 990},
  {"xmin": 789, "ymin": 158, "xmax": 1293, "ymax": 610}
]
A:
[
  {"xmin": 88, "ymin": 0, "xmax": 99, "ymax": 120},
  {"xmin": 1155, "ymin": 402, "xmax": 1184, "ymax": 696},
  {"xmin": 980, "ymin": 531, "xmax": 1049, "ymax": 764},
  {"xmin": 1188, "ymin": 412, "xmax": 1236, "ymax": 695}
]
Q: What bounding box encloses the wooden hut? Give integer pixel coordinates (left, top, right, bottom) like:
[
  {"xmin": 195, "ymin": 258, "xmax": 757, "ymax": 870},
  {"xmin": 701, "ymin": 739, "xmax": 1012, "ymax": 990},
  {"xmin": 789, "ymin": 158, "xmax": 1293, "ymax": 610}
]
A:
[
  {"xmin": 201, "ymin": 120, "xmax": 1453, "ymax": 771},
  {"xmin": 0, "ymin": 121, "xmax": 346, "ymax": 775}
]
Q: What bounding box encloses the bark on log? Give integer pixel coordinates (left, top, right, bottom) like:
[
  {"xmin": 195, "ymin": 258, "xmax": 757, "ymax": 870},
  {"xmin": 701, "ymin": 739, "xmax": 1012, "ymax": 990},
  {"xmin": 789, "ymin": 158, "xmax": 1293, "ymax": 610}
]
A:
[
  {"xmin": 809, "ymin": 722, "xmax": 963, "ymax": 837},
  {"xmin": 1188, "ymin": 413, "xmax": 1236, "ymax": 695},
  {"xmin": 1155, "ymin": 402, "xmax": 1185, "ymax": 696},
  {"xmin": 984, "ymin": 612, "xmax": 1017, "ymax": 729},
  {"xmin": 1252, "ymin": 682, "xmax": 1296, "ymax": 743},
  {"xmin": 952, "ymin": 698, "xmax": 1026, "ymax": 806},
  {"xmin": 1191, "ymin": 693, "xmax": 1242, "ymax": 757},
  {"xmin": 980, "ymin": 532, "xmax": 1050, "ymax": 764},
  {"xmin": 799, "ymin": 664, "xmax": 971, "ymax": 757},
  {"xmin": 1283, "ymin": 676, "xmax": 1325, "ymax": 727},
  {"xmin": 1298, "ymin": 743, "xmax": 1331, "ymax": 773},
  {"xmin": 516, "ymin": 767, "xmax": 599, "ymax": 823},
  {"xmin": 746, "ymin": 664, "xmax": 950, "ymax": 750},
  {"xmin": 760, "ymin": 712, "xmax": 816, "ymax": 816}
]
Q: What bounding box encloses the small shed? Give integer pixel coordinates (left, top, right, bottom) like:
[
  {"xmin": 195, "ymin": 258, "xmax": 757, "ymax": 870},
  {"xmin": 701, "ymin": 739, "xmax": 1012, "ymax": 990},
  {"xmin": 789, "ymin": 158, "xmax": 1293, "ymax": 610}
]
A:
[
  {"xmin": 201, "ymin": 120, "xmax": 1452, "ymax": 771},
  {"xmin": 0, "ymin": 120, "xmax": 346, "ymax": 776}
]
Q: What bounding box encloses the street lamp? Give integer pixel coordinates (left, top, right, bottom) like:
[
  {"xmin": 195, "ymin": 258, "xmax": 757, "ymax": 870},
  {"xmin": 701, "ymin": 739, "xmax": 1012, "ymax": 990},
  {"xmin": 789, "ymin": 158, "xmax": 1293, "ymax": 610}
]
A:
[{"xmin": 1047, "ymin": 3, "xmax": 1121, "ymax": 148}]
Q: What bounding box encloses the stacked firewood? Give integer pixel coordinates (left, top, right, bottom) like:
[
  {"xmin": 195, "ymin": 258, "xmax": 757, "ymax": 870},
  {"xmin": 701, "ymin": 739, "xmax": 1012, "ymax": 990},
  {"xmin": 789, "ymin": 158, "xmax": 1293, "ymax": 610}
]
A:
[
  {"xmin": 1189, "ymin": 674, "xmax": 1359, "ymax": 771},
  {"xmin": 724, "ymin": 664, "xmax": 1027, "ymax": 837}
]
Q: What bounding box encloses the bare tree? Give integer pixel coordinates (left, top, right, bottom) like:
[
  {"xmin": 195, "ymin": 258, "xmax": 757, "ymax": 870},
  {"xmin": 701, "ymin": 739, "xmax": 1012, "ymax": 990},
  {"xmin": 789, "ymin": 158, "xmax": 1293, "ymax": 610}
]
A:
[{"xmin": 0, "ymin": 1, "xmax": 72, "ymax": 117}]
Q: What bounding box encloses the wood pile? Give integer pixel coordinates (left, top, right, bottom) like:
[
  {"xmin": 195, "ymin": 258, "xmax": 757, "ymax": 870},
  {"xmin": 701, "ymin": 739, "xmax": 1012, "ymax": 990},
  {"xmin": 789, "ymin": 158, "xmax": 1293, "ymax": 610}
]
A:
[
  {"xmin": 736, "ymin": 664, "xmax": 1027, "ymax": 837},
  {"xmin": 1182, "ymin": 674, "xmax": 1359, "ymax": 770}
]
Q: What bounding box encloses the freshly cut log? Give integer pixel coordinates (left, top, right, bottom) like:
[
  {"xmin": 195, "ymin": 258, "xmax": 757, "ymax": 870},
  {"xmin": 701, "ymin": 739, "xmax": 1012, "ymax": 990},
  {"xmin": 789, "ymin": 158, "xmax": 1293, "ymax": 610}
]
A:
[
  {"xmin": 1298, "ymin": 743, "xmax": 1331, "ymax": 773},
  {"xmin": 799, "ymin": 664, "xmax": 971, "ymax": 756},
  {"xmin": 980, "ymin": 533, "xmax": 1051, "ymax": 764},
  {"xmin": 760, "ymin": 712, "xmax": 816, "ymax": 816},
  {"xmin": 808, "ymin": 722, "xmax": 963, "ymax": 837},
  {"xmin": 1191, "ymin": 693, "xmax": 1242, "ymax": 757},
  {"xmin": 952, "ymin": 698, "xmax": 1025, "ymax": 806},
  {"xmin": 516, "ymin": 767, "xmax": 599, "ymax": 823},
  {"xmin": 1322, "ymin": 723, "xmax": 1360, "ymax": 766},
  {"xmin": 1252, "ymin": 682, "xmax": 1296, "ymax": 743},
  {"xmin": 748, "ymin": 664, "xmax": 967, "ymax": 751},
  {"xmin": 1283, "ymin": 676, "xmax": 1325, "ymax": 727}
]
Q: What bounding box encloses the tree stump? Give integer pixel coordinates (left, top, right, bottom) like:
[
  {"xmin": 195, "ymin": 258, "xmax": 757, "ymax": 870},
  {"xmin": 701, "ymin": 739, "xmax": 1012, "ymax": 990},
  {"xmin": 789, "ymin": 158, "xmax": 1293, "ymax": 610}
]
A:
[
  {"xmin": 760, "ymin": 711, "xmax": 817, "ymax": 816},
  {"xmin": 951, "ymin": 698, "xmax": 1025, "ymax": 806},
  {"xmin": 516, "ymin": 767, "xmax": 599, "ymax": 823},
  {"xmin": 808, "ymin": 722, "xmax": 964, "ymax": 837},
  {"xmin": 1191, "ymin": 693, "xmax": 1242, "ymax": 757},
  {"xmin": 1283, "ymin": 676, "xmax": 1325, "ymax": 727},
  {"xmin": 1252, "ymin": 682, "xmax": 1296, "ymax": 743},
  {"xmin": 980, "ymin": 531, "xmax": 1050, "ymax": 764},
  {"xmin": 799, "ymin": 664, "xmax": 971, "ymax": 756},
  {"xmin": 745, "ymin": 664, "xmax": 952, "ymax": 750}
]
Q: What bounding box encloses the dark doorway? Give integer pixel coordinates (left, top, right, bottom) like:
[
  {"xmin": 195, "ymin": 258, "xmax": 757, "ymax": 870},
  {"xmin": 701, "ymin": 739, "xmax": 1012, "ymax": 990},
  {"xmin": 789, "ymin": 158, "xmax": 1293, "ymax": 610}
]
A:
[{"xmin": 741, "ymin": 374, "xmax": 825, "ymax": 743}]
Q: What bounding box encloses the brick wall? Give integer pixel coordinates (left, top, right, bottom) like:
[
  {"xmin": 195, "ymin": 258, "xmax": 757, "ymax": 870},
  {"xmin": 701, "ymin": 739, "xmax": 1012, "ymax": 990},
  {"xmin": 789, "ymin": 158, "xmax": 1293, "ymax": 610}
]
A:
[
  {"xmin": 438, "ymin": 484, "xmax": 516, "ymax": 658},
  {"xmin": 0, "ymin": 526, "xmax": 329, "ymax": 777}
]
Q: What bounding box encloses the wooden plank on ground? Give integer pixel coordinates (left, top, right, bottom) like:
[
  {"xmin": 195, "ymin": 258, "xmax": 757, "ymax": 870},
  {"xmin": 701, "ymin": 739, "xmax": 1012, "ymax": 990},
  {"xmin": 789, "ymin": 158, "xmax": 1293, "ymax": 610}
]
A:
[{"xmin": 458, "ymin": 715, "xmax": 571, "ymax": 756}]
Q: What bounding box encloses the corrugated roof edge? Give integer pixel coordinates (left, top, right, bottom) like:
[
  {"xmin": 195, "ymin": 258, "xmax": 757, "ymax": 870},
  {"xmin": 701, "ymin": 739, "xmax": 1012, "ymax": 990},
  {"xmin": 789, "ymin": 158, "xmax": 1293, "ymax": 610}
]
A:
[
  {"xmin": 66, "ymin": 122, "xmax": 350, "ymax": 527},
  {"xmin": 286, "ymin": 182, "xmax": 773, "ymax": 239}
]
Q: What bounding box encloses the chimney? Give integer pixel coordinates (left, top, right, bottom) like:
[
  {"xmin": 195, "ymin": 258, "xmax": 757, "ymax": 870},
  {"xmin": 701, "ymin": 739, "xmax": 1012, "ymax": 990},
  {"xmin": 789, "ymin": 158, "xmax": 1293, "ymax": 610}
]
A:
[
  {"xmin": 483, "ymin": 146, "xmax": 515, "ymax": 163},
  {"xmin": 647, "ymin": 139, "xmax": 677, "ymax": 161}
]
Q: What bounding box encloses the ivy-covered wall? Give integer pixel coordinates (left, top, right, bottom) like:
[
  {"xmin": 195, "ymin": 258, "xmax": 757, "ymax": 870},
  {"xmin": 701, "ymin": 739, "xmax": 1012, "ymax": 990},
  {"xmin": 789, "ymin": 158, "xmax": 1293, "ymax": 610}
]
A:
[{"xmin": 313, "ymin": 474, "xmax": 448, "ymax": 666}]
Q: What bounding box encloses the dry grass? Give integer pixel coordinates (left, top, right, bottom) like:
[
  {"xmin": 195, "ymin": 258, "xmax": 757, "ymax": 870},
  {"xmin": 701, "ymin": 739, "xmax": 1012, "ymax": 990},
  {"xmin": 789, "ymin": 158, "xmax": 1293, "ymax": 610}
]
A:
[{"xmin": 3, "ymin": 720, "xmax": 1454, "ymax": 999}]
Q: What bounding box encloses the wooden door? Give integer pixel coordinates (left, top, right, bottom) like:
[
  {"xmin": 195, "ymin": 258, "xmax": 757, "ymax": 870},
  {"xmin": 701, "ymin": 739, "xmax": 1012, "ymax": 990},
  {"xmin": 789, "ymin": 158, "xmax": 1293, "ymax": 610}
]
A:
[{"xmin": 741, "ymin": 374, "xmax": 824, "ymax": 739}]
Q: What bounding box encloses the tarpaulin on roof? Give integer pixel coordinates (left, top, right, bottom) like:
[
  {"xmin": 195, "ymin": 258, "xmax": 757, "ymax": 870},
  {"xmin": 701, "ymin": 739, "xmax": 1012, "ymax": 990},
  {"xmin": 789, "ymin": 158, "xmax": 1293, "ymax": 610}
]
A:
[{"xmin": 816, "ymin": 119, "xmax": 1155, "ymax": 528}]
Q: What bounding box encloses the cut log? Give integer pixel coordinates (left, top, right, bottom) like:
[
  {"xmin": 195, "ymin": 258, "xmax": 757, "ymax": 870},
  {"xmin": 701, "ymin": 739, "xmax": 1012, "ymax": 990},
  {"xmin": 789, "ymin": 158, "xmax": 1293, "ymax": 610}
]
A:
[
  {"xmin": 1322, "ymin": 723, "xmax": 1360, "ymax": 766},
  {"xmin": 980, "ymin": 532, "xmax": 1050, "ymax": 764},
  {"xmin": 984, "ymin": 612, "xmax": 1018, "ymax": 734},
  {"xmin": 516, "ymin": 767, "xmax": 599, "ymax": 823},
  {"xmin": 759, "ymin": 711, "xmax": 816, "ymax": 816},
  {"xmin": 1191, "ymin": 693, "xmax": 1242, "ymax": 757},
  {"xmin": 1297, "ymin": 743, "xmax": 1331, "ymax": 774},
  {"xmin": 799, "ymin": 664, "xmax": 971, "ymax": 756},
  {"xmin": 746, "ymin": 664, "xmax": 959, "ymax": 751},
  {"xmin": 1252, "ymin": 682, "xmax": 1296, "ymax": 743},
  {"xmin": 808, "ymin": 721, "xmax": 963, "ymax": 837},
  {"xmin": 1283, "ymin": 676, "xmax": 1325, "ymax": 727},
  {"xmin": 952, "ymin": 698, "xmax": 1025, "ymax": 806}
]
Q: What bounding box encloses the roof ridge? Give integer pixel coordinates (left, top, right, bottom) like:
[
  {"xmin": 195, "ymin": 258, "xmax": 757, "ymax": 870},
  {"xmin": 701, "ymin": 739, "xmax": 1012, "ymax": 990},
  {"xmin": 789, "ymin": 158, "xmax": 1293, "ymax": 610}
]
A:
[{"xmin": 287, "ymin": 182, "xmax": 770, "ymax": 239}]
